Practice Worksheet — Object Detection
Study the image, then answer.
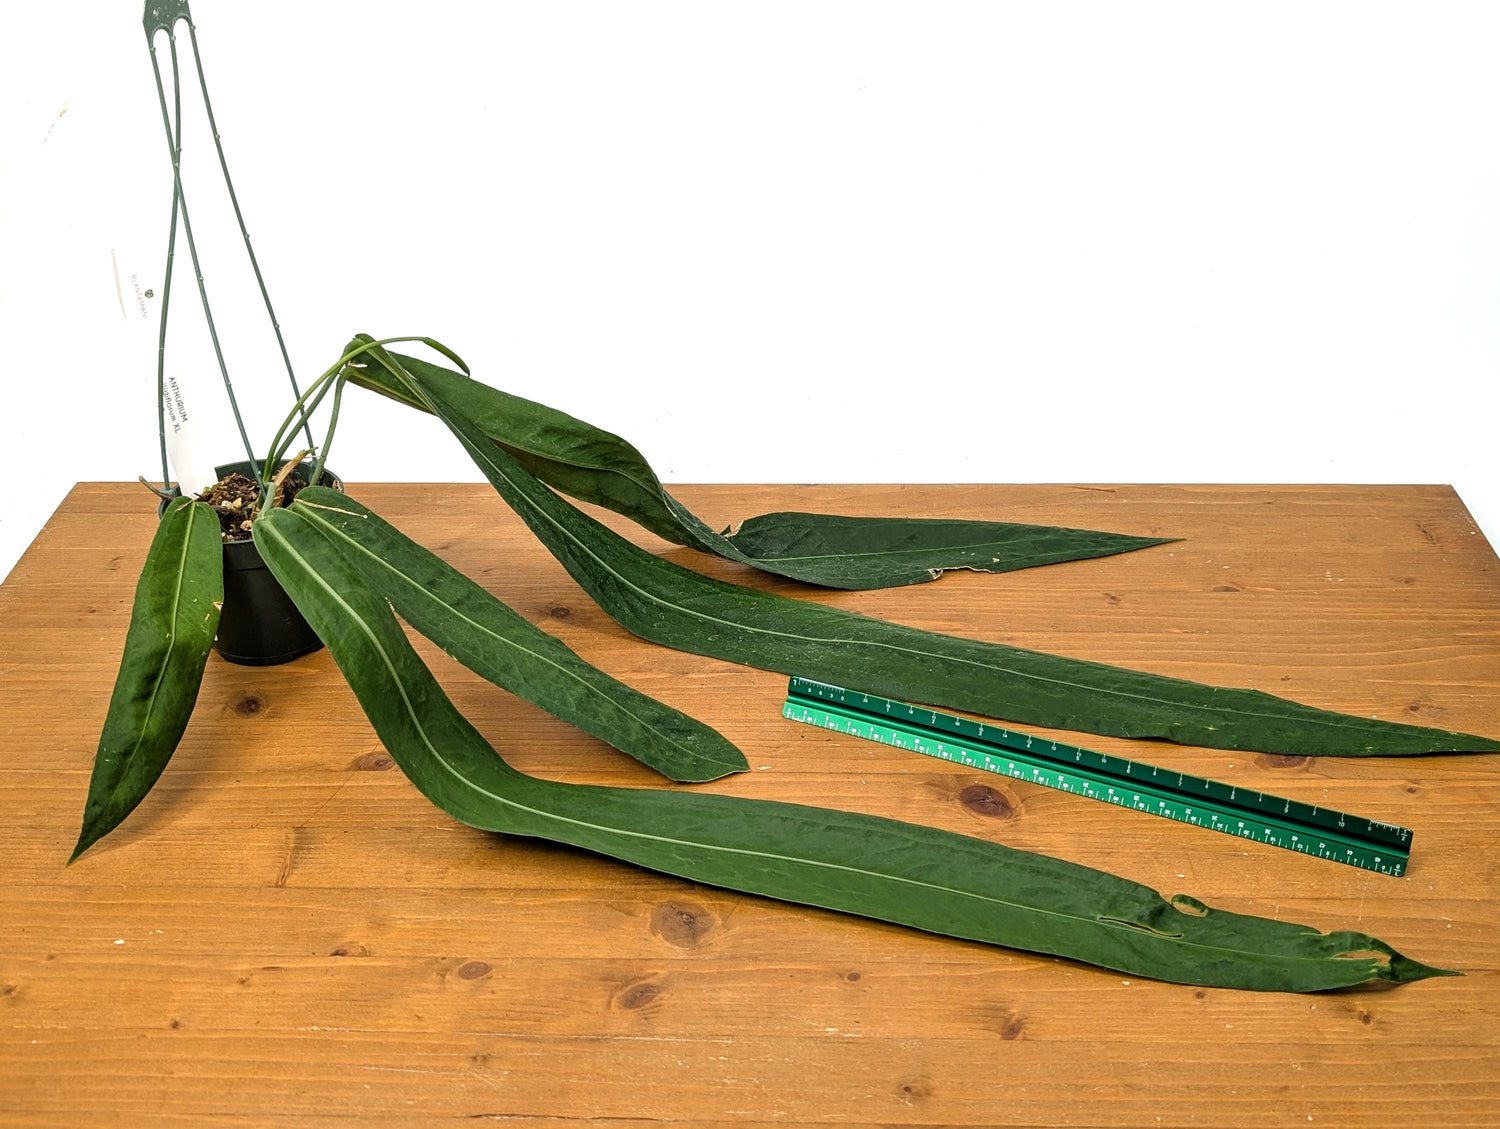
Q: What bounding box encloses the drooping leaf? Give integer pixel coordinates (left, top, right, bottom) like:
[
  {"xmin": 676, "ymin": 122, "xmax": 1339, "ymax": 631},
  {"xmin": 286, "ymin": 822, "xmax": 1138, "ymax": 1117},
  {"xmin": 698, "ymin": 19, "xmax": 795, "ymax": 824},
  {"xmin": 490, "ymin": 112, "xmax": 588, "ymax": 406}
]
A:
[
  {"xmin": 253, "ymin": 502, "xmax": 1454, "ymax": 991},
  {"xmin": 351, "ymin": 346, "xmax": 1500, "ymax": 758},
  {"xmin": 286, "ymin": 492, "xmax": 746, "ymax": 782},
  {"xmin": 343, "ymin": 340, "xmax": 1172, "ymax": 589},
  {"xmin": 721, "ymin": 509, "xmax": 1171, "ymax": 589},
  {"xmin": 71, "ymin": 497, "xmax": 223, "ymax": 861}
]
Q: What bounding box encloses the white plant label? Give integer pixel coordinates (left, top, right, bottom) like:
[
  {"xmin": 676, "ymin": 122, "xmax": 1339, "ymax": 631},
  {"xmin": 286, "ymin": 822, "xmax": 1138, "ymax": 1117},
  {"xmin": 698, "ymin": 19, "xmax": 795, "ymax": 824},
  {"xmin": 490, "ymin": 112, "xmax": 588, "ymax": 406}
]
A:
[{"xmin": 112, "ymin": 243, "xmax": 217, "ymax": 494}]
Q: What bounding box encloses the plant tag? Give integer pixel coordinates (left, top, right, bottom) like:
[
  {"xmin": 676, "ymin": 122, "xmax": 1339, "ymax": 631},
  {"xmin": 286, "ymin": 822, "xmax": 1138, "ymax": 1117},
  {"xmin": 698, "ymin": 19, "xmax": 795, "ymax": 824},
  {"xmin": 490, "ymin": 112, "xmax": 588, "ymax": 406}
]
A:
[{"xmin": 112, "ymin": 243, "xmax": 217, "ymax": 495}]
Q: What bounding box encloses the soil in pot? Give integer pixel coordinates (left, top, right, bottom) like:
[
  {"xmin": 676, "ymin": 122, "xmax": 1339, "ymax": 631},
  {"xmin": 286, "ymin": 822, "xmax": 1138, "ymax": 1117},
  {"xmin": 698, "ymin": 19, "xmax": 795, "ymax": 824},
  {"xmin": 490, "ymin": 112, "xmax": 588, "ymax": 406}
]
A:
[
  {"xmin": 196, "ymin": 464, "xmax": 309, "ymax": 542},
  {"xmin": 182, "ymin": 460, "xmax": 341, "ymax": 666}
]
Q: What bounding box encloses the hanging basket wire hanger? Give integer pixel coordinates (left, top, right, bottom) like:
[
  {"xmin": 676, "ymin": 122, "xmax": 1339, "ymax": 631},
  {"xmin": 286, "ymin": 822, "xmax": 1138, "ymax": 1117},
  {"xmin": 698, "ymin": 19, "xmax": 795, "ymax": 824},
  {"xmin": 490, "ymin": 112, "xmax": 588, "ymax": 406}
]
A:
[{"xmin": 141, "ymin": 0, "xmax": 316, "ymax": 496}]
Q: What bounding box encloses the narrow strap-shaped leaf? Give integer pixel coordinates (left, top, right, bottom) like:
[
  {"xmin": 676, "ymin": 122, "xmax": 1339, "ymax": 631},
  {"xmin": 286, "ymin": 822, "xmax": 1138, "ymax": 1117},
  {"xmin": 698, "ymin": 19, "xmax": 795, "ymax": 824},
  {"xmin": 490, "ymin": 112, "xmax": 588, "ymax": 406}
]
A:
[
  {"xmin": 350, "ymin": 348, "xmax": 1500, "ymax": 758},
  {"xmin": 252, "ymin": 504, "xmax": 1453, "ymax": 991},
  {"xmin": 285, "ymin": 494, "xmax": 746, "ymax": 782},
  {"xmin": 721, "ymin": 509, "xmax": 1172, "ymax": 589},
  {"xmin": 71, "ymin": 497, "xmax": 223, "ymax": 861},
  {"xmin": 343, "ymin": 340, "xmax": 1172, "ymax": 589}
]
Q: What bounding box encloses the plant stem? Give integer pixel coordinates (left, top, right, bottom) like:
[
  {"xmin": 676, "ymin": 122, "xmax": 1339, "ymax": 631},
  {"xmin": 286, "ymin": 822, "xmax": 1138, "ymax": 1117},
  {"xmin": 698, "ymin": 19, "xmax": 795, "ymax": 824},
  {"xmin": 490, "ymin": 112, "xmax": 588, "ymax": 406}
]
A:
[
  {"xmin": 309, "ymin": 373, "xmax": 347, "ymax": 489},
  {"xmin": 258, "ymin": 370, "xmax": 338, "ymax": 510},
  {"xmin": 137, "ymin": 475, "xmax": 178, "ymax": 502},
  {"xmin": 256, "ymin": 336, "xmax": 451, "ymax": 511}
]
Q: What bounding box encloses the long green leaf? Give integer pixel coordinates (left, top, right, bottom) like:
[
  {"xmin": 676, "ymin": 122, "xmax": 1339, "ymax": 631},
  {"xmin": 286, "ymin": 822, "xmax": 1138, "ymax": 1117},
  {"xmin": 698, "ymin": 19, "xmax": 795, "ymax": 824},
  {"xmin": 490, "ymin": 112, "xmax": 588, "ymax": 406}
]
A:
[
  {"xmin": 720, "ymin": 509, "xmax": 1172, "ymax": 589},
  {"xmin": 344, "ymin": 340, "xmax": 1172, "ymax": 589},
  {"xmin": 71, "ymin": 497, "xmax": 223, "ymax": 861},
  {"xmin": 287, "ymin": 493, "xmax": 746, "ymax": 782},
  {"xmin": 349, "ymin": 346, "xmax": 1500, "ymax": 758},
  {"xmin": 253, "ymin": 502, "xmax": 1453, "ymax": 991}
]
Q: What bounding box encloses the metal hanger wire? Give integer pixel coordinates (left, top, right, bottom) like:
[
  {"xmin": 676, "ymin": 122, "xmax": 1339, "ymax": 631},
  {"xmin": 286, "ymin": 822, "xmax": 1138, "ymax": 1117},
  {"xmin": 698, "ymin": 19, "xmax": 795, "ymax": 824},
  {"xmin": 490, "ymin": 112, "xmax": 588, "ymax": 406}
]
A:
[{"xmin": 143, "ymin": 0, "xmax": 315, "ymax": 491}]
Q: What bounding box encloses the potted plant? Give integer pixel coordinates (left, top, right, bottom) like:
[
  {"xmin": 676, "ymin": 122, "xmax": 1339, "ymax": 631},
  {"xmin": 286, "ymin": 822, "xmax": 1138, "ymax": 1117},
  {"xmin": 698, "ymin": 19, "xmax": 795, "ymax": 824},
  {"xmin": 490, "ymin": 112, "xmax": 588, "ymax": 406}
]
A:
[{"xmin": 77, "ymin": 0, "xmax": 1500, "ymax": 993}]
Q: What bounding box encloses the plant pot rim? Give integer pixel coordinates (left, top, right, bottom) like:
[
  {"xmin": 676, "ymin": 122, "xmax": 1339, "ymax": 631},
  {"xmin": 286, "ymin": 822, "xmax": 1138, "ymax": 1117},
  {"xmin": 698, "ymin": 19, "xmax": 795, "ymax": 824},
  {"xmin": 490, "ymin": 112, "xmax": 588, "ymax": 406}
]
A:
[
  {"xmin": 157, "ymin": 457, "xmax": 344, "ymax": 666},
  {"xmin": 157, "ymin": 457, "xmax": 344, "ymax": 542}
]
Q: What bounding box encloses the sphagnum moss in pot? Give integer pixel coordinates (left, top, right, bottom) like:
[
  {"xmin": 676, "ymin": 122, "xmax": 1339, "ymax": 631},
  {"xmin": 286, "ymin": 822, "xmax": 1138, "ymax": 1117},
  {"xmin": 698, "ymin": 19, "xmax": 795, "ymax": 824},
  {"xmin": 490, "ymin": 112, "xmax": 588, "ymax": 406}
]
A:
[{"xmin": 73, "ymin": 0, "xmax": 1500, "ymax": 993}]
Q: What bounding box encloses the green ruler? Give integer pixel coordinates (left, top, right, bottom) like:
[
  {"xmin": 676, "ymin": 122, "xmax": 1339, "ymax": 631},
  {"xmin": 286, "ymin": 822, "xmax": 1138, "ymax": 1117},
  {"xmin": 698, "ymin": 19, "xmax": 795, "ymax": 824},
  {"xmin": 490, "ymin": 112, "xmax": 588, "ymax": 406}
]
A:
[{"xmin": 782, "ymin": 677, "xmax": 1413, "ymax": 877}]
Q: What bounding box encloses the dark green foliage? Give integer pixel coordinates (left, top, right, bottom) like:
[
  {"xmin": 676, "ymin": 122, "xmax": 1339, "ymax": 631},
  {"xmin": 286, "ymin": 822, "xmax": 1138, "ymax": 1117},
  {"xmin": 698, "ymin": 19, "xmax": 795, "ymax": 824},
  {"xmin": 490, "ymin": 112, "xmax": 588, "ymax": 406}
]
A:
[
  {"xmin": 72, "ymin": 498, "xmax": 222, "ymax": 860},
  {"xmin": 256, "ymin": 503, "xmax": 1453, "ymax": 991},
  {"xmin": 347, "ymin": 343, "xmax": 1172, "ymax": 589}
]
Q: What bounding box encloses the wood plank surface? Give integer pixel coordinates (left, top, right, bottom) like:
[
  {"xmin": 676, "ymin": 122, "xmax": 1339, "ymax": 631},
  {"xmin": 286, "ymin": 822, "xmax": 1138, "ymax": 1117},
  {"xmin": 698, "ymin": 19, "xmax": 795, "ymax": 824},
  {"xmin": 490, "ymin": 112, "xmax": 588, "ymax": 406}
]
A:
[{"xmin": 2, "ymin": 482, "xmax": 1497, "ymax": 1128}]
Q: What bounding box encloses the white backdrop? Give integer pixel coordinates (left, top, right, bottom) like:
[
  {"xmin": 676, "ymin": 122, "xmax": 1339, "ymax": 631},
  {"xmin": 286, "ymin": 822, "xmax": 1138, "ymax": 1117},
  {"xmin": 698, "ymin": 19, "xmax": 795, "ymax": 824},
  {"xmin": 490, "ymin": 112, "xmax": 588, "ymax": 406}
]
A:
[{"xmin": 2, "ymin": 1, "xmax": 1496, "ymax": 582}]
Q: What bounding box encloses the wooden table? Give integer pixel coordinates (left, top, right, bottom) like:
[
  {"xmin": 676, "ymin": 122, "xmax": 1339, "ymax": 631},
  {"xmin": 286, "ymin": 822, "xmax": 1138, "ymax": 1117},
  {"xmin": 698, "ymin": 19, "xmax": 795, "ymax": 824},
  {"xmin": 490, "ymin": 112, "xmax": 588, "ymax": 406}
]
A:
[{"xmin": 3, "ymin": 483, "xmax": 1498, "ymax": 1127}]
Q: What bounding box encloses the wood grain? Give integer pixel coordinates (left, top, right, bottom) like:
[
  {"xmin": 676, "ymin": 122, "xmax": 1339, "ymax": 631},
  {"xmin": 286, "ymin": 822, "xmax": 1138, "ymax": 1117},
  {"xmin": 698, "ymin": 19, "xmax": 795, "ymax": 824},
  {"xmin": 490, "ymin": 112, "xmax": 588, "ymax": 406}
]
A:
[{"xmin": 2, "ymin": 482, "xmax": 1497, "ymax": 1128}]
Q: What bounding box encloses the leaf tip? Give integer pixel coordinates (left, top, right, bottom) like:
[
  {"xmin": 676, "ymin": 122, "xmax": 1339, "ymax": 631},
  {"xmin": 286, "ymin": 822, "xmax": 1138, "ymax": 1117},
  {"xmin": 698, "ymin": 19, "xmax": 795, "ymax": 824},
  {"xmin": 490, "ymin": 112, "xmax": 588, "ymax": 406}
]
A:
[
  {"xmin": 1385, "ymin": 954, "xmax": 1462, "ymax": 984},
  {"xmin": 67, "ymin": 827, "xmax": 98, "ymax": 866},
  {"xmin": 1337, "ymin": 943, "xmax": 1460, "ymax": 985},
  {"xmin": 70, "ymin": 804, "xmax": 127, "ymax": 865}
]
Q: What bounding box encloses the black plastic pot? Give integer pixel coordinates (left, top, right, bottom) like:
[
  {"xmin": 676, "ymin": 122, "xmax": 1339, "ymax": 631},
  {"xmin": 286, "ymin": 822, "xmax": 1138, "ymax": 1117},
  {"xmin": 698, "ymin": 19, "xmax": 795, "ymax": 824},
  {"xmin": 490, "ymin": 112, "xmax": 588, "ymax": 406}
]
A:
[{"xmin": 164, "ymin": 459, "xmax": 343, "ymax": 666}]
